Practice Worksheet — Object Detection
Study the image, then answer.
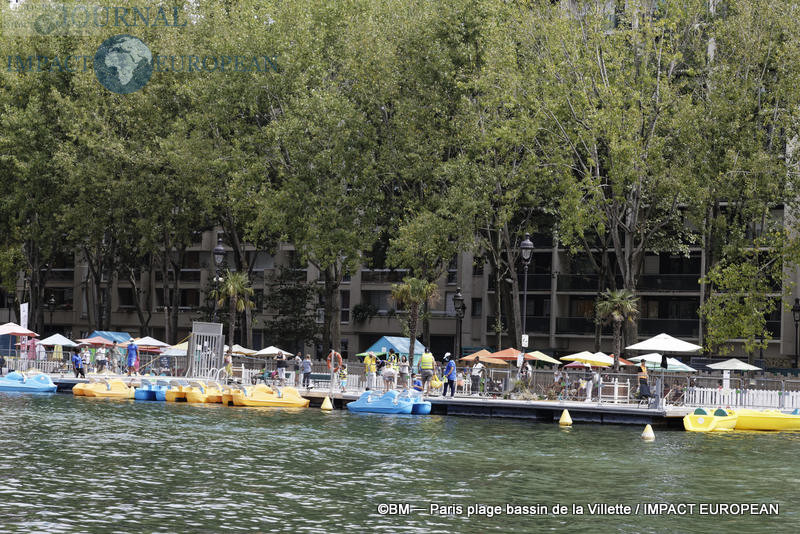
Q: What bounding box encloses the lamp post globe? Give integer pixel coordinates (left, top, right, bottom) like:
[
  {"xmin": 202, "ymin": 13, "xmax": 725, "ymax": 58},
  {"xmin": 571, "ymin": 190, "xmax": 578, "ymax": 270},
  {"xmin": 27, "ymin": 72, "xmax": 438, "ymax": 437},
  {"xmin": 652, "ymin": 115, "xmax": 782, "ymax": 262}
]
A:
[{"xmin": 213, "ymin": 237, "xmax": 225, "ymax": 267}]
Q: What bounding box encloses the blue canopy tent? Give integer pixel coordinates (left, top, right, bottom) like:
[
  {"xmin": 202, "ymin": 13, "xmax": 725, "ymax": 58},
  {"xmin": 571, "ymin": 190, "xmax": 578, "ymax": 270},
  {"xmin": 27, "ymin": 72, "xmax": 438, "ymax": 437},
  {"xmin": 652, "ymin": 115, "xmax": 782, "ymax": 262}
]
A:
[
  {"xmin": 362, "ymin": 336, "xmax": 428, "ymax": 368},
  {"xmin": 90, "ymin": 331, "xmax": 133, "ymax": 343}
]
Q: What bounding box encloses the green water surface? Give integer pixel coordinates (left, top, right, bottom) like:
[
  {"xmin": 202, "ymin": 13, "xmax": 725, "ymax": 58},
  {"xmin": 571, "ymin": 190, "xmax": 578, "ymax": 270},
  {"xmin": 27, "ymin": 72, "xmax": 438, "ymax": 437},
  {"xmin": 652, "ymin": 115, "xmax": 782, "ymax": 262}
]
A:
[{"xmin": 0, "ymin": 393, "xmax": 797, "ymax": 533}]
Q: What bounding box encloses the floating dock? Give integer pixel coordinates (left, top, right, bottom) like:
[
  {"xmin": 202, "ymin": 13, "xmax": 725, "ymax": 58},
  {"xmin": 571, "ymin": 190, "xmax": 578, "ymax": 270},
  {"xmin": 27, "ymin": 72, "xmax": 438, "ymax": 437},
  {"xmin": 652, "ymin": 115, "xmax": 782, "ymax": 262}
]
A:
[{"xmin": 50, "ymin": 375, "xmax": 690, "ymax": 428}]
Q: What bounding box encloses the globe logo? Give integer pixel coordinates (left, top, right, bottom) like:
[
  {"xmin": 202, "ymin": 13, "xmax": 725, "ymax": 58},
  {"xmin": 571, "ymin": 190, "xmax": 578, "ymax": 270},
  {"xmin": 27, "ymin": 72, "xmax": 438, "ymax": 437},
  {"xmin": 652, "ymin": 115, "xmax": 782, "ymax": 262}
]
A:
[{"xmin": 94, "ymin": 35, "xmax": 153, "ymax": 94}]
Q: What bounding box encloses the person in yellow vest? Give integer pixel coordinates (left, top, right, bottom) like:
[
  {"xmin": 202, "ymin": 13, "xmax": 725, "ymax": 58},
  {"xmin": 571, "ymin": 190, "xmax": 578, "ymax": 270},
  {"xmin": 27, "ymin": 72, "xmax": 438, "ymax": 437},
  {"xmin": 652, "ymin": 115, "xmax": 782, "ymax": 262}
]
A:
[
  {"xmin": 387, "ymin": 349, "xmax": 398, "ymax": 370},
  {"xmin": 417, "ymin": 352, "xmax": 435, "ymax": 395},
  {"xmin": 637, "ymin": 361, "xmax": 651, "ymax": 399},
  {"xmin": 364, "ymin": 351, "xmax": 377, "ymax": 390}
]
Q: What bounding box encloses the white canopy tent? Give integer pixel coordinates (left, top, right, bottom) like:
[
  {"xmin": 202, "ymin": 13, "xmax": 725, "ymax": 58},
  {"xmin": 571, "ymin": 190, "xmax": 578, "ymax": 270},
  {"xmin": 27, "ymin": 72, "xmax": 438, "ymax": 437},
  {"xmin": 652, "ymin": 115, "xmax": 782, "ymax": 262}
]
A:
[
  {"xmin": 707, "ymin": 358, "xmax": 762, "ymax": 371},
  {"xmin": 628, "ymin": 353, "xmax": 697, "ymax": 372},
  {"xmin": 626, "ymin": 333, "xmax": 702, "ymax": 353},
  {"xmin": 0, "ymin": 322, "xmax": 38, "ymax": 337},
  {"xmin": 37, "ymin": 333, "xmax": 78, "ymax": 348},
  {"xmin": 254, "ymin": 345, "xmax": 293, "ymax": 357}
]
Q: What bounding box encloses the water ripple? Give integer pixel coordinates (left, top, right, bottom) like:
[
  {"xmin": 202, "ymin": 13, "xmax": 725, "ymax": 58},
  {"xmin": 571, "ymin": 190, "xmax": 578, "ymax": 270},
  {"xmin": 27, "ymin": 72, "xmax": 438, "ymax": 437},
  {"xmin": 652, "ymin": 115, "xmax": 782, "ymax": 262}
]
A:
[{"xmin": 1, "ymin": 393, "xmax": 797, "ymax": 532}]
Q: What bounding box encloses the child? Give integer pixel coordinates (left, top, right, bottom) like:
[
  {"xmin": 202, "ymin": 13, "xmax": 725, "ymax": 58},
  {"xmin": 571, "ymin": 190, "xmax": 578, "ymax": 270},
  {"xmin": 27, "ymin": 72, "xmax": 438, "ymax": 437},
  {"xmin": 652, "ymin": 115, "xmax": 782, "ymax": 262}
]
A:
[
  {"xmin": 412, "ymin": 373, "xmax": 423, "ymax": 392},
  {"xmin": 338, "ymin": 364, "xmax": 348, "ymax": 392}
]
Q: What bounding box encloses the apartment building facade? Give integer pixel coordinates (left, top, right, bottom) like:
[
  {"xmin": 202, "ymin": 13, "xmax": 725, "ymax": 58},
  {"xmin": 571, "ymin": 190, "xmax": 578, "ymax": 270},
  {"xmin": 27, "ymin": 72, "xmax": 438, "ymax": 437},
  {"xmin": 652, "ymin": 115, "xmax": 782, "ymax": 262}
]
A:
[{"xmin": 2, "ymin": 225, "xmax": 795, "ymax": 366}]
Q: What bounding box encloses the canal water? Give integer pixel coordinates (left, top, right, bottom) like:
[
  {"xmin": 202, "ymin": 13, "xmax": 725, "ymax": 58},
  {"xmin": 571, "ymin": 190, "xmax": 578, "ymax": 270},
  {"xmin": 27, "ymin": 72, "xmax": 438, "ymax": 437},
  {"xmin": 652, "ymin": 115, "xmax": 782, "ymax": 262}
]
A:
[{"xmin": 0, "ymin": 393, "xmax": 796, "ymax": 533}]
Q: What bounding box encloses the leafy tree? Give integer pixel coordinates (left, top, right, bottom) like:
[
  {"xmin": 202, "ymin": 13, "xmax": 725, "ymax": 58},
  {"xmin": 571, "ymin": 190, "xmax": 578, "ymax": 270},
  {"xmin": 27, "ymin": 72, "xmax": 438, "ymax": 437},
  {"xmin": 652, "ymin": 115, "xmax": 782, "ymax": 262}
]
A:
[
  {"xmin": 596, "ymin": 289, "xmax": 639, "ymax": 370},
  {"xmin": 212, "ymin": 270, "xmax": 255, "ymax": 350},
  {"xmin": 390, "ymin": 277, "xmax": 439, "ymax": 366},
  {"xmin": 261, "ymin": 268, "xmax": 319, "ymax": 354}
]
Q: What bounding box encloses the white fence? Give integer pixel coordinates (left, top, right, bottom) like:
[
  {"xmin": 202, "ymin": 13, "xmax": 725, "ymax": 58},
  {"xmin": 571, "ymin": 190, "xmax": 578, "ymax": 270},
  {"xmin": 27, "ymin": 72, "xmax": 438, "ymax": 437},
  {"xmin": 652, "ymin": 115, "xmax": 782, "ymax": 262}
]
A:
[{"xmin": 685, "ymin": 387, "xmax": 800, "ymax": 410}]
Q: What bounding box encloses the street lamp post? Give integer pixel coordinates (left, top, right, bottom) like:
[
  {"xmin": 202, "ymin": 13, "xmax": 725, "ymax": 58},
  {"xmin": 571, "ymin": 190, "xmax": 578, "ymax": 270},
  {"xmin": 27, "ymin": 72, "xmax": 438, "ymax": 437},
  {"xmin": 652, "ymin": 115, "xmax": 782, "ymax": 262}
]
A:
[
  {"xmin": 453, "ymin": 287, "xmax": 465, "ymax": 360},
  {"xmin": 47, "ymin": 294, "xmax": 55, "ymax": 335},
  {"xmin": 212, "ymin": 237, "xmax": 226, "ymax": 322},
  {"xmin": 792, "ymin": 298, "xmax": 800, "ymax": 368},
  {"xmin": 519, "ymin": 233, "xmax": 534, "ymax": 347}
]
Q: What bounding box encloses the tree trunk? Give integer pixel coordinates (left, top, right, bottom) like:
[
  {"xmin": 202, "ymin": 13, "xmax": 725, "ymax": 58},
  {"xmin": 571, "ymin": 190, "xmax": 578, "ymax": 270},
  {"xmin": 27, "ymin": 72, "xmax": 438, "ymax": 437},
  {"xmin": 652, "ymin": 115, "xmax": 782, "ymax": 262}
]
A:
[
  {"xmin": 408, "ymin": 302, "xmax": 418, "ymax": 367},
  {"xmin": 501, "ymin": 223, "xmax": 521, "ymax": 349},
  {"xmin": 319, "ymin": 266, "xmax": 341, "ymax": 355},
  {"xmin": 613, "ymin": 318, "xmax": 622, "ymax": 371},
  {"xmin": 422, "ymin": 300, "xmax": 430, "ymax": 351},
  {"xmin": 228, "ymin": 296, "xmax": 236, "ymax": 349}
]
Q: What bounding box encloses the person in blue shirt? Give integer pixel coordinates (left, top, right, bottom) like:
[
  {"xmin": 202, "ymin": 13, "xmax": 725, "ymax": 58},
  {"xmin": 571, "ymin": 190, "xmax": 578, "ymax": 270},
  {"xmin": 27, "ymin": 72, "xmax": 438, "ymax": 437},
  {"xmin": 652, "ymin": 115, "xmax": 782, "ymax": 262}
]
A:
[
  {"xmin": 412, "ymin": 373, "xmax": 423, "ymax": 392},
  {"xmin": 442, "ymin": 353, "xmax": 457, "ymax": 397},
  {"xmin": 126, "ymin": 342, "xmax": 138, "ymax": 376},
  {"xmin": 71, "ymin": 351, "xmax": 85, "ymax": 378}
]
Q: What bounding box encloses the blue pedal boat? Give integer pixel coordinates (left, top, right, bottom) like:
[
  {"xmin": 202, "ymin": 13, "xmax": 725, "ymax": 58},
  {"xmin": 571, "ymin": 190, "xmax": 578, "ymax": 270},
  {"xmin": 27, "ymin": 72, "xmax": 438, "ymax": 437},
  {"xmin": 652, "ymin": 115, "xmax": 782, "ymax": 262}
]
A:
[
  {"xmin": 134, "ymin": 379, "xmax": 168, "ymax": 401},
  {"xmin": 347, "ymin": 390, "xmax": 413, "ymax": 414},
  {"xmin": 0, "ymin": 371, "xmax": 57, "ymax": 393},
  {"xmin": 399, "ymin": 390, "xmax": 432, "ymax": 415}
]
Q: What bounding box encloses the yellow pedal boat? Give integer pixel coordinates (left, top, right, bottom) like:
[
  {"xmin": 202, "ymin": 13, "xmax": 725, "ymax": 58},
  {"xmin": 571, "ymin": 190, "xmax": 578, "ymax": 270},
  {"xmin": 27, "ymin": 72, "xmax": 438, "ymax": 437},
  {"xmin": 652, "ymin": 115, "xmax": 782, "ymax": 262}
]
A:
[
  {"xmin": 185, "ymin": 381, "xmax": 223, "ymax": 404},
  {"xmin": 165, "ymin": 380, "xmax": 191, "ymax": 402},
  {"xmin": 733, "ymin": 409, "xmax": 800, "ymax": 431},
  {"xmin": 82, "ymin": 379, "xmax": 135, "ymax": 399},
  {"xmin": 231, "ymin": 384, "xmax": 310, "ymax": 408},
  {"xmin": 72, "ymin": 381, "xmax": 90, "ymax": 396},
  {"xmin": 221, "ymin": 385, "xmax": 236, "ymax": 406},
  {"xmin": 683, "ymin": 408, "xmax": 737, "ymax": 432}
]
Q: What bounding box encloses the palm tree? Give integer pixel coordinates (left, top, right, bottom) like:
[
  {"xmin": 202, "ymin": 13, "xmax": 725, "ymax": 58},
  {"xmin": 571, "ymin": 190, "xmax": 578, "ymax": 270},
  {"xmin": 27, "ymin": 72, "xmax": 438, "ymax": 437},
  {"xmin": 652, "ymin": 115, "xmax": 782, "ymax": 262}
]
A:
[
  {"xmin": 212, "ymin": 270, "xmax": 255, "ymax": 350},
  {"xmin": 390, "ymin": 277, "xmax": 439, "ymax": 365},
  {"xmin": 595, "ymin": 289, "xmax": 639, "ymax": 370}
]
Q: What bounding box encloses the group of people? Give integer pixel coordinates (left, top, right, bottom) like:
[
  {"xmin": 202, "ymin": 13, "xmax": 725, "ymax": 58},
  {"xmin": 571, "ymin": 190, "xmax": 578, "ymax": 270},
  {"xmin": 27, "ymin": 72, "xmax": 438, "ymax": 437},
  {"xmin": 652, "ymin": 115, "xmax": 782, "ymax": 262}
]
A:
[
  {"xmin": 264, "ymin": 352, "xmax": 314, "ymax": 389},
  {"xmin": 70, "ymin": 342, "xmax": 141, "ymax": 378},
  {"xmin": 359, "ymin": 350, "xmax": 461, "ymax": 397}
]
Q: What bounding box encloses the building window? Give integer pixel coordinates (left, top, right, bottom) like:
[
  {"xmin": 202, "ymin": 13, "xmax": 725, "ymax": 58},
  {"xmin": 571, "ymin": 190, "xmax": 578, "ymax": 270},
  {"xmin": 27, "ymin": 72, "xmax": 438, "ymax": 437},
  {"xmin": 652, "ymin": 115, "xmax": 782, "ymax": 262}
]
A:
[
  {"xmin": 254, "ymin": 289, "xmax": 264, "ymax": 312},
  {"xmin": 118, "ymin": 287, "xmax": 135, "ymax": 309},
  {"xmin": 471, "ymin": 298, "xmax": 482, "ymax": 317},
  {"xmin": 363, "ymin": 290, "xmax": 391, "ymax": 312},
  {"xmin": 340, "ymin": 338, "xmax": 349, "ymax": 359},
  {"xmin": 180, "ymin": 289, "xmax": 200, "ymax": 310},
  {"xmin": 569, "ymin": 297, "xmax": 595, "ymax": 318},
  {"xmin": 341, "ymin": 290, "xmax": 350, "ymax": 323}
]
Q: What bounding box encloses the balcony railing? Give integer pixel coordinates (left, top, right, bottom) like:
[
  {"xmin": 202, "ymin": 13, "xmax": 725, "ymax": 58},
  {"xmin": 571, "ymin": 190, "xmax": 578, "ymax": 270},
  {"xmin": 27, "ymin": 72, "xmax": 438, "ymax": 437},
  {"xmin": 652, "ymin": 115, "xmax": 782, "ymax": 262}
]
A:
[
  {"xmin": 556, "ymin": 317, "xmax": 610, "ymax": 335},
  {"xmin": 557, "ymin": 274, "xmax": 703, "ymax": 292},
  {"xmin": 49, "ymin": 269, "xmax": 75, "ymax": 282},
  {"xmin": 638, "ymin": 274, "xmax": 700, "ymax": 291},
  {"xmin": 486, "ymin": 315, "xmax": 550, "ymax": 334},
  {"xmin": 488, "ymin": 274, "xmax": 552, "ymax": 292},
  {"xmin": 639, "ymin": 318, "xmax": 699, "ymax": 337},
  {"xmin": 557, "ymin": 274, "xmax": 600, "ymax": 291},
  {"xmin": 360, "ymin": 269, "xmax": 408, "ymax": 284}
]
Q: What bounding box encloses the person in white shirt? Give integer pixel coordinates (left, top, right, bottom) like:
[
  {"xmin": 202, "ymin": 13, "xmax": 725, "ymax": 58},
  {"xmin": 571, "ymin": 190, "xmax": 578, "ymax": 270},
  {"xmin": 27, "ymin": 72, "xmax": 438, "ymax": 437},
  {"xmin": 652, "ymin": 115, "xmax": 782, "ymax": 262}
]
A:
[
  {"xmin": 471, "ymin": 360, "xmax": 485, "ymax": 395},
  {"xmin": 96, "ymin": 346, "xmax": 107, "ymax": 372}
]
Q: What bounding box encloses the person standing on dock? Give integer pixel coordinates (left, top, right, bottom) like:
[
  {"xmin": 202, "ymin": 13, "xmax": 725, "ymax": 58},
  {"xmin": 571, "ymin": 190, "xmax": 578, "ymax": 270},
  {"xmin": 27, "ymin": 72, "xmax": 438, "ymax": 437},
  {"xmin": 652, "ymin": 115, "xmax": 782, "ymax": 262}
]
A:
[
  {"xmin": 637, "ymin": 361, "xmax": 650, "ymax": 399},
  {"xmin": 442, "ymin": 353, "xmax": 456, "ymax": 398},
  {"xmin": 302, "ymin": 354, "xmax": 312, "ymax": 389},
  {"xmin": 126, "ymin": 342, "xmax": 138, "ymax": 377},
  {"xmin": 110, "ymin": 342, "xmax": 122, "ymax": 373},
  {"xmin": 470, "ymin": 359, "xmax": 485, "ymax": 396},
  {"xmin": 276, "ymin": 352, "xmax": 287, "ymax": 386},
  {"xmin": 95, "ymin": 346, "xmax": 107, "ymax": 373},
  {"xmin": 364, "ymin": 351, "xmax": 377, "ymax": 390},
  {"xmin": 293, "ymin": 353, "xmax": 302, "ymax": 387},
  {"xmin": 0, "ymin": 354, "xmax": 5, "ymax": 376},
  {"xmin": 397, "ymin": 355, "xmax": 409, "ymax": 389},
  {"xmin": 338, "ymin": 363, "xmax": 348, "ymax": 392},
  {"xmin": 72, "ymin": 351, "xmax": 85, "ymax": 378},
  {"xmin": 417, "ymin": 351, "xmax": 435, "ymax": 395}
]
